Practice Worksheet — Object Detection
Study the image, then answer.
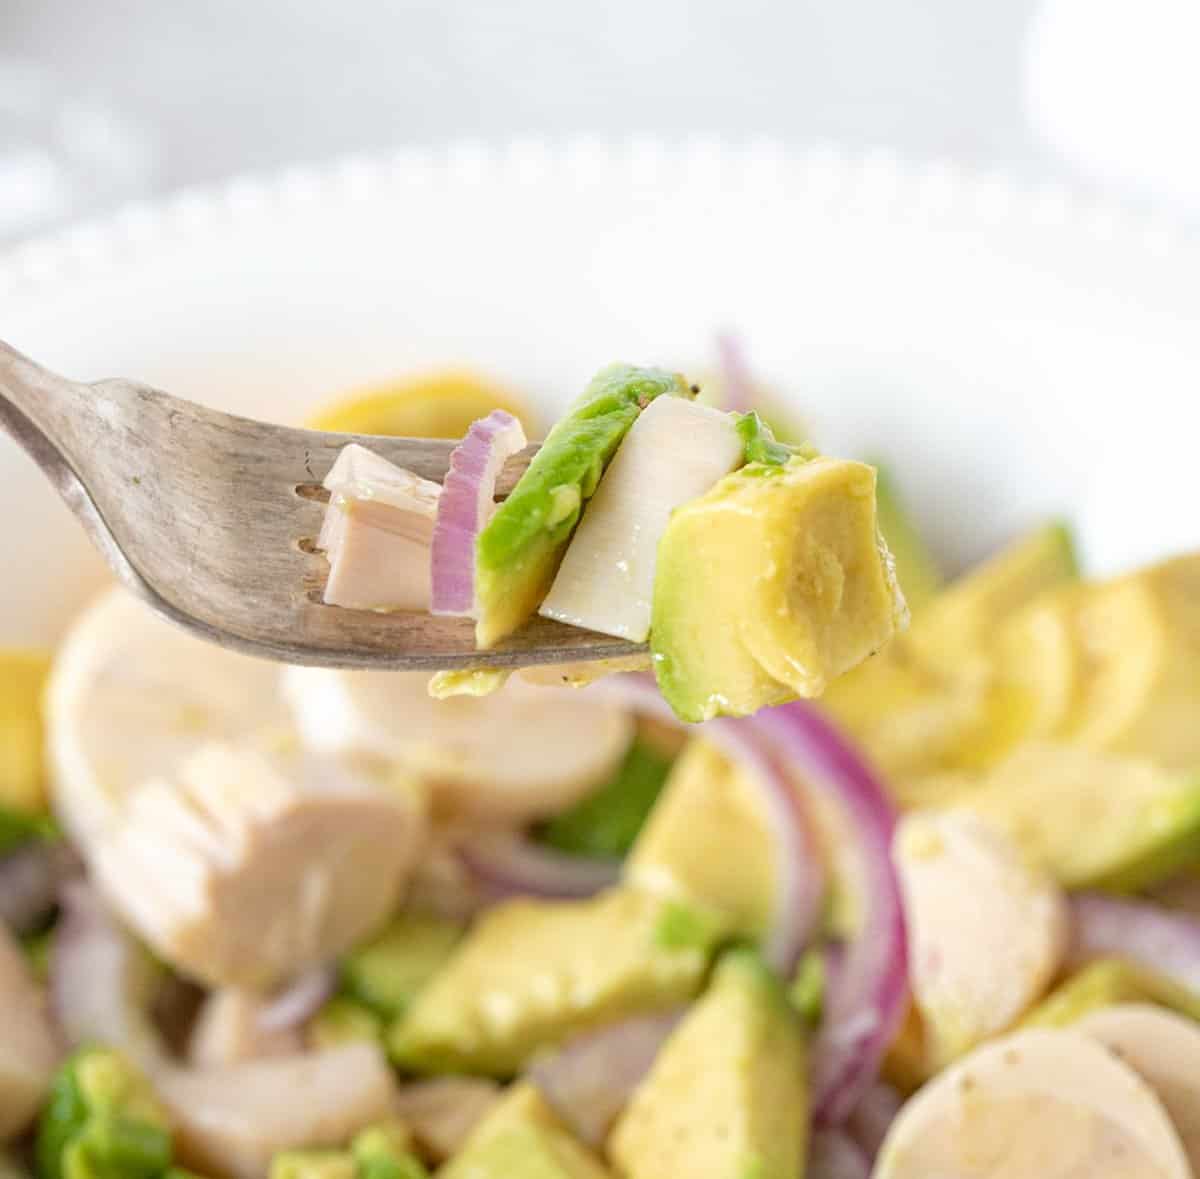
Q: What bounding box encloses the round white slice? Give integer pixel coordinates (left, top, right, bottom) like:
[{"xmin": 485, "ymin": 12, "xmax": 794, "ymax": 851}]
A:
[
  {"xmin": 876, "ymin": 1027, "xmax": 1191, "ymax": 1179},
  {"xmin": 90, "ymin": 742, "xmax": 426, "ymax": 989},
  {"xmin": 47, "ymin": 587, "xmax": 287, "ymax": 845},
  {"xmin": 894, "ymin": 808, "xmax": 1067, "ymax": 1065},
  {"xmin": 282, "ymin": 666, "xmax": 633, "ymax": 823},
  {"xmin": 1077, "ymin": 1003, "xmax": 1200, "ymax": 1174}
]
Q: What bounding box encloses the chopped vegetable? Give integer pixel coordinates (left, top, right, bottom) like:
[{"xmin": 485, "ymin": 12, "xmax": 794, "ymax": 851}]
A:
[
  {"xmin": 339, "ymin": 914, "xmax": 464, "ymax": 1021},
  {"xmin": 431, "ymin": 410, "xmax": 527, "ymax": 617},
  {"xmin": 537, "ymin": 738, "xmax": 674, "ymax": 860},
  {"xmin": 650, "ymin": 457, "xmax": 905, "ymax": 721},
  {"xmin": 538, "ymin": 395, "xmax": 743, "ymax": 641},
  {"xmin": 473, "ymin": 363, "xmax": 692, "ymax": 647},
  {"xmin": 457, "ymin": 833, "xmax": 620, "ymax": 901},
  {"xmin": 35, "ymin": 1048, "xmax": 172, "ymax": 1179},
  {"xmin": 155, "ymin": 1043, "xmax": 395, "ymax": 1179}
]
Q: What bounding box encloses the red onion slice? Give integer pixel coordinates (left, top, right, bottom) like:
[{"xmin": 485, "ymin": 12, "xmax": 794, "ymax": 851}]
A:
[
  {"xmin": 716, "ymin": 332, "xmax": 756, "ymax": 412},
  {"xmin": 457, "ymin": 832, "xmax": 620, "ymax": 901},
  {"xmin": 751, "ymin": 703, "xmax": 907, "ymax": 1126},
  {"xmin": 585, "ymin": 675, "xmax": 825, "ymax": 976},
  {"xmin": 528, "ymin": 1011, "xmax": 681, "ymax": 1147},
  {"xmin": 809, "ymin": 1129, "xmax": 871, "ymax": 1179},
  {"xmin": 847, "ymin": 1080, "xmax": 903, "ymax": 1162},
  {"xmin": 257, "ymin": 964, "xmax": 338, "ymax": 1034},
  {"xmin": 431, "ymin": 410, "xmax": 528, "ymax": 616},
  {"xmin": 1068, "ymin": 892, "xmax": 1200, "ymax": 993},
  {"xmin": 52, "ymin": 880, "xmax": 165, "ymax": 1065}
]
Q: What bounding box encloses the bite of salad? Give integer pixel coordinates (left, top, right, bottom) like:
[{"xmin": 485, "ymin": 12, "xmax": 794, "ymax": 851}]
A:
[{"xmin": 1, "ymin": 354, "xmax": 1199, "ymax": 1179}]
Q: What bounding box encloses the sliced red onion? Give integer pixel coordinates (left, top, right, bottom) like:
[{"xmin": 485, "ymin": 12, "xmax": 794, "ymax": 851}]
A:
[
  {"xmin": 457, "ymin": 832, "xmax": 620, "ymax": 901},
  {"xmin": 51, "ymin": 880, "xmax": 165, "ymax": 1065},
  {"xmin": 257, "ymin": 964, "xmax": 338, "ymax": 1034},
  {"xmin": 584, "ymin": 675, "xmax": 825, "ymax": 976},
  {"xmin": 716, "ymin": 332, "xmax": 756, "ymax": 412},
  {"xmin": 0, "ymin": 840, "xmax": 80, "ymax": 935},
  {"xmin": 847, "ymin": 1081, "xmax": 903, "ymax": 1162},
  {"xmin": 431, "ymin": 410, "xmax": 527, "ymax": 616},
  {"xmin": 1069, "ymin": 892, "xmax": 1200, "ymax": 993},
  {"xmin": 751, "ymin": 703, "xmax": 907, "ymax": 1126},
  {"xmin": 528, "ymin": 1011, "xmax": 681, "ymax": 1147},
  {"xmin": 808, "ymin": 1130, "xmax": 871, "ymax": 1179}
]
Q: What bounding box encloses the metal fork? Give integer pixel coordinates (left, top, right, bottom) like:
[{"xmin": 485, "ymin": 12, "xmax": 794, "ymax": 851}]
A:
[{"xmin": 0, "ymin": 340, "xmax": 644, "ymax": 669}]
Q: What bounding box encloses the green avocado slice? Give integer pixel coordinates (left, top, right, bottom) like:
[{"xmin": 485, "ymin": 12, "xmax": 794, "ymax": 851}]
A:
[
  {"xmin": 609, "ymin": 949, "xmax": 808, "ymax": 1179},
  {"xmin": 36, "ymin": 1048, "xmax": 172, "ymax": 1179},
  {"xmin": 1022, "ymin": 958, "xmax": 1200, "ymax": 1029},
  {"xmin": 389, "ymin": 888, "xmax": 716, "ymax": 1076},
  {"xmin": 960, "ymin": 743, "xmax": 1200, "ymax": 892},
  {"xmin": 440, "ymin": 1085, "xmax": 613, "ymax": 1179},
  {"xmin": 339, "ymin": 913, "xmax": 464, "ymax": 1021},
  {"xmin": 474, "ymin": 364, "xmax": 692, "ymax": 648}
]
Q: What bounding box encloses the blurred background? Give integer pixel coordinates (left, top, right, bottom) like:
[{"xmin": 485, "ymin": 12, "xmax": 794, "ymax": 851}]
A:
[{"xmin": 1, "ymin": 0, "xmax": 1198, "ymax": 245}]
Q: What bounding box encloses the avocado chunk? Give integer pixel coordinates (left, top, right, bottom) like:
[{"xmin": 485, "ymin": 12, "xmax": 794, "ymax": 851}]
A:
[
  {"xmin": 651, "ymin": 456, "xmax": 904, "ymax": 722},
  {"xmin": 1058, "ymin": 555, "xmax": 1200, "ymax": 769},
  {"xmin": 822, "ymin": 521, "xmax": 1079, "ymax": 785},
  {"xmin": 911, "ymin": 521, "xmax": 1078, "ymax": 673},
  {"xmin": 390, "ymin": 889, "xmax": 717, "ymax": 1076},
  {"xmin": 610, "ymin": 949, "xmax": 808, "ymax": 1179},
  {"xmin": 1023, "ymin": 958, "xmax": 1200, "ymax": 1029},
  {"xmin": 36, "ymin": 1047, "xmax": 173, "ymax": 1179},
  {"xmin": 537, "ymin": 737, "xmax": 674, "ymax": 860},
  {"xmin": 309, "ymin": 996, "xmax": 385, "ymax": 1049},
  {"xmin": 474, "ymin": 364, "xmax": 692, "ymax": 648},
  {"xmin": 270, "ymin": 1122, "xmax": 427, "ymax": 1179},
  {"xmin": 352, "ymin": 1121, "xmax": 427, "ymax": 1179},
  {"xmin": 440, "ymin": 1084, "xmax": 613, "ymax": 1179},
  {"xmin": 960, "ymin": 743, "xmax": 1200, "ymax": 891},
  {"xmin": 270, "ymin": 1153, "xmax": 358, "ymax": 1179},
  {"xmin": 340, "ymin": 914, "xmax": 464, "ymax": 1021},
  {"xmin": 873, "ymin": 464, "xmax": 942, "ymax": 613},
  {"xmin": 625, "ymin": 740, "xmax": 776, "ymax": 939}
]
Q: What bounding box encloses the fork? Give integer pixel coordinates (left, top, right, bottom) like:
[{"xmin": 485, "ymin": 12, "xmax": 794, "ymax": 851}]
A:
[{"xmin": 0, "ymin": 340, "xmax": 645, "ymax": 670}]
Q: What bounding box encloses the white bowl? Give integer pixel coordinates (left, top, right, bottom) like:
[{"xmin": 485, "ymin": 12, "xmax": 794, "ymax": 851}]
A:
[{"xmin": 2, "ymin": 141, "xmax": 1198, "ymax": 646}]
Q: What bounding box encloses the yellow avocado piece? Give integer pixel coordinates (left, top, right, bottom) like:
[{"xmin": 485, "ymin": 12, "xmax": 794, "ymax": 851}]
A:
[
  {"xmin": 822, "ymin": 522, "xmax": 1078, "ymax": 788},
  {"xmin": 306, "ymin": 368, "xmax": 537, "ymax": 439},
  {"xmin": 625, "ymin": 740, "xmax": 776, "ymax": 939},
  {"xmin": 910, "ymin": 522, "xmax": 1077, "ymax": 674},
  {"xmin": 994, "ymin": 584, "xmax": 1082, "ymax": 743},
  {"xmin": 389, "ymin": 889, "xmax": 716, "ymax": 1076},
  {"xmin": 961, "ymin": 743, "xmax": 1200, "ymax": 892},
  {"xmin": 440, "ymin": 1084, "xmax": 612, "ymax": 1179},
  {"xmin": 1023, "ymin": 958, "xmax": 1200, "ymax": 1030},
  {"xmin": 0, "ymin": 649, "xmax": 52, "ymax": 814},
  {"xmin": 609, "ymin": 950, "xmax": 808, "ymax": 1179},
  {"xmin": 1061, "ymin": 554, "xmax": 1200, "ymax": 768},
  {"xmin": 651, "ymin": 457, "xmax": 904, "ymax": 723}
]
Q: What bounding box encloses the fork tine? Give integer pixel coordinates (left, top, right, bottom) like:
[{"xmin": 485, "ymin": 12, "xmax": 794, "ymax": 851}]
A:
[{"xmin": 1, "ymin": 343, "xmax": 642, "ymax": 671}]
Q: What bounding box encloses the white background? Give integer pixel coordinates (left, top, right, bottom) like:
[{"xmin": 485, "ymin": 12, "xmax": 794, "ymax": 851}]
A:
[{"xmin": 0, "ymin": 0, "xmax": 1138, "ymax": 218}]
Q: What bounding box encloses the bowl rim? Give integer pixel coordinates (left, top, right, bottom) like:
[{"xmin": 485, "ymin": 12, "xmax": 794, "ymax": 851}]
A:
[{"xmin": 0, "ymin": 137, "xmax": 1194, "ymax": 303}]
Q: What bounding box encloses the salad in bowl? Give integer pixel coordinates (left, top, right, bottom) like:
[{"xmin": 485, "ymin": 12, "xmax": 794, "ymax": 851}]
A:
[{"xmin": 2, "ymin": 355, "xmax": 1200, "ymax": 1179}]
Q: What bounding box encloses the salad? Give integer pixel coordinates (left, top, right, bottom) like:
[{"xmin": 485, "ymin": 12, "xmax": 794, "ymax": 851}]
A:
[{"xmin": 1, "ymin": 356, "xmax": 1199, "ymax": 1179}]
